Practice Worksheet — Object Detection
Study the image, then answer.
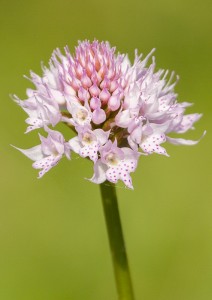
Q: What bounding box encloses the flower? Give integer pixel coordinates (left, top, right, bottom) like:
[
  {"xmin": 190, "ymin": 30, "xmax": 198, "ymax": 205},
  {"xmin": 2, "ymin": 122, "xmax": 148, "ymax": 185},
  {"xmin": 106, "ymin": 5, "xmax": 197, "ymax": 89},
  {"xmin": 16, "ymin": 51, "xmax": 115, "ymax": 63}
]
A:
[
  {"xmin": 13, "ymin": 127, "xmax": 71, "ymax": 178},
  {"xmin": 69, "ymin": 126, "xmax": 110, "ymax": 162},
  {"xmin": 13, "ymin": 40, "xmax": 204, "ymax": 189},
  {"xmin": 90, "ymin": 140, "xmax": 140, "ymax": 189}
]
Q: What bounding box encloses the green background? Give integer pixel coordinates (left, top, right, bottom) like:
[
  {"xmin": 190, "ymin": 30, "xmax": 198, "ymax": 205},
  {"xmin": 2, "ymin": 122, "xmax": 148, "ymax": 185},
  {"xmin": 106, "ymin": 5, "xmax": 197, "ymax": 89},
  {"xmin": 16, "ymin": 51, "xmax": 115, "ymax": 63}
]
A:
[{"xmin": 0, "ymin": 0, "xmax": 211, "ymax": 299}]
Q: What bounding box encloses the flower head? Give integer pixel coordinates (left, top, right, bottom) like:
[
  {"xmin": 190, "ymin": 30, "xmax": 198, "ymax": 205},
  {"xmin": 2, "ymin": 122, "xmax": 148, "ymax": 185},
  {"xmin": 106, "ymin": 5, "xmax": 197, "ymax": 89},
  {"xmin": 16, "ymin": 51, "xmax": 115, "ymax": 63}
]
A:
[{"xmin": 13, "ymin": 40, "xmax": 204, "ymax": 189}]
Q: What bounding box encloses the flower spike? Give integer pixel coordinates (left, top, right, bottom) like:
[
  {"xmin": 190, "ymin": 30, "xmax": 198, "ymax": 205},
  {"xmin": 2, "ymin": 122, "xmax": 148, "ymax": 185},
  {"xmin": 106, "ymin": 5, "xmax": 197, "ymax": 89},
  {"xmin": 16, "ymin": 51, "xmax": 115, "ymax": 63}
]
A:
[{"xmin": 13, "ymin": 40, "xmax": 204, "ymax": 187}]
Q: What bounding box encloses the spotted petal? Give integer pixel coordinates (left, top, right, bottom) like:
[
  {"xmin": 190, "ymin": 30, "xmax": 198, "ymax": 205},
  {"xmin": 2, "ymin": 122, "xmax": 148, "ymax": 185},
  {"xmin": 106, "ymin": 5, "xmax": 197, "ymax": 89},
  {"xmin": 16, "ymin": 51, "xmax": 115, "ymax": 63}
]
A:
[
  {"xmin": 176, "ymin": 113, "xmax": 202, "ymax": 133},
  {"xmin": 106, "ymin": 147, "xmax": 139, "ymax": 189},
  {"xmin": 32, "ymin": 155, "xmax": 61, "ymax": 178},
  {"xmin": 80, "ymin": 142, "xmax": 99, "ymax": 162},
  {"xmin": 106, "ymin": 162, "xmax": 135, "ymax": 189},
  {"xmin": 140, "ymin": 133, "xmax": 169, "ymax": 156}
]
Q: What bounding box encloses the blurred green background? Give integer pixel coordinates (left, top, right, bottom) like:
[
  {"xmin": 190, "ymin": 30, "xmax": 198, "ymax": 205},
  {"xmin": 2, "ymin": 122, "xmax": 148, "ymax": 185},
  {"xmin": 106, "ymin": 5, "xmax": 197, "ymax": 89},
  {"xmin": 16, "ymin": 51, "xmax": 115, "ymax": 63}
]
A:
[{"xmin": 0, "ymin": 0, "xmax": 211, "ymax": 299}]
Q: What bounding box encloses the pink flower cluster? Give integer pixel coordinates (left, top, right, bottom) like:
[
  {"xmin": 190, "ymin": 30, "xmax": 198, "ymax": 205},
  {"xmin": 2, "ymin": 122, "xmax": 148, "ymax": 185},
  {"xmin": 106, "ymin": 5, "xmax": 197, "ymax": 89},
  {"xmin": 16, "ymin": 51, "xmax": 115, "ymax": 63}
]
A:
[{"xmin": 14, "ymin": 40, "xmax": 203, "ymax": 189}]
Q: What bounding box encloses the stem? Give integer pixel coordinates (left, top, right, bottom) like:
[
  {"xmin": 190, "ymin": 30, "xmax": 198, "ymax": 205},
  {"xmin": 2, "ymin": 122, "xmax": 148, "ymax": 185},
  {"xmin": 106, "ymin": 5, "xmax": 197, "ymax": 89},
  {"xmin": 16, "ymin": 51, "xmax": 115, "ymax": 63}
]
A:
[{"xmin": 100, "ymin": 182, "xmax": 135, "ymax": 300}]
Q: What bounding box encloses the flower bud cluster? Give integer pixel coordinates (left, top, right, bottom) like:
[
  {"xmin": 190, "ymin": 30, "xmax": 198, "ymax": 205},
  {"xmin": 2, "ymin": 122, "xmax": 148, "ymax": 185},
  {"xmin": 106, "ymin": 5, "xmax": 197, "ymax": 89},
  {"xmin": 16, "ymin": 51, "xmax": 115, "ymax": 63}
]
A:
[{"xmin": 14, "ymin": 40, "xmax": 203, "ymax": 189}]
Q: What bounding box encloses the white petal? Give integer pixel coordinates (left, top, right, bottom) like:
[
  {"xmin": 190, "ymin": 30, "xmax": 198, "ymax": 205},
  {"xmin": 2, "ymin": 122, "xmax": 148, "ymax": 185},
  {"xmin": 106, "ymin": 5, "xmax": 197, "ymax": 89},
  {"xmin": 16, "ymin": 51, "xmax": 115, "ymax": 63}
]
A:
[
  {"xmin": 93, "ymin": 129, "xmax": 110, "ymax": 145},
  {"xmin": 124, "ymin": 83, "xmax": 140, "ymax": 109},
  {"xmin": 121, "ymin": 55, "xmax": 131, "ymax": 73},
  {"xmin": 115, "ymin": 110, "xmax": 131, "ymax": 128},
  {"xmin": 68, "ymin": 137, "xmax": 81, "ymax": 154},
  {"xmin": 166, "ymin": 131, "xmax": 206, "ymax": 145},
  {"xmin": 127, "ymin": 136, "xmax": 138, "ymax": 151},
  {"xmin": 130, "ymin": 126, "xmax": 143, "ymax": 144},
  {"xmin": 49, "ymin": 89, "xmax": 66, "ymax": 105},
  {"xmin": 12, "ymin": 144, "xmax": 43, "ymax": 161},
  {"xmin": 89, "ymin": 160, "xmax": 107, "ymax": 184},
  {"xmin": 122, "ymin": 147, "xmax": 140, "ymax": 162}
]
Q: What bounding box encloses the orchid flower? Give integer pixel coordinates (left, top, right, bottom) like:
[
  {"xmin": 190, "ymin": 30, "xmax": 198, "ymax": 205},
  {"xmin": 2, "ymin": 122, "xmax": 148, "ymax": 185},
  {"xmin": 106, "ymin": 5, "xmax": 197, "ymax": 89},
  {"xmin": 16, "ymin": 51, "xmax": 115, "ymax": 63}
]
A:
[{"xmin": 13, "ymin": 128, "xmax": 70, "ymax": 178}]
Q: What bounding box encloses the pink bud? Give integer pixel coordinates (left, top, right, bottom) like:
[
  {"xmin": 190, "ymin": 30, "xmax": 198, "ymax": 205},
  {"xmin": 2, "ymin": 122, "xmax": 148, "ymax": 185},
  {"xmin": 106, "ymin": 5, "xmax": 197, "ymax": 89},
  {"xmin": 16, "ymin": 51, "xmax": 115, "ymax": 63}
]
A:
[
  {"xmin": 98, "ymin": 64, "xmax": 107, "ymax": 78},
  {"xmin": 78, "ymin": 51, "xmax": 86, "ymax": 68},
  {"xmin": 94, "ymin": 55, "xmax": 100, "ymax": 71},
  {"xmin": 112, "ymin": 89, "xmax": 124, "ymax": 102},
  {"xmin": 120, "ymin": 78, "xmax": 127, "ymax": 88},
  {"xmin": 69, "ymin": 65, "xmax": 76, "ymax": 77},
  {"xmin": 81, "ymin": 71, "xmax": 92, "ymax": 88},
  {"xmin": 86, "ymin": 61, "xmax": 94, "ymax": 76},
  {"xmin": 92, "ymin": 108, "xmax": 106, "ymax": 124},
  {"xmin": 76, "ymin": 62, "xmax": 83, "ymax": 78},
  {"xmin": 91, "ymin": 71, "xmax": 101, "ymax": 84},
  {"xmin": 89, "ymin": 83, "xmax": 100, "ymax": 97},
  {"xmin": 78, "ymin": 87, "xmax": 90, "ymax": 102},
  {"xmin": 108, "ymin": 94, "xmax": 121, "ymax": 111},
  {"xmin": 110, "ymin": 80, "xmax": 119, "ymax": 93},
  {"xmin": 112, "ymin": 87, "xmax": 123, "ymax": 96},
  {"xmin": 64, "ymin": 83, "xmax": 76, "ymax": 96},
  {"xmin": 90, "ymin": 97, "xmax": 101, "ymax": 110},
  {"xmin": 79, "ymin": 56, "xmax": 86, "ymax": 68},
  {"xmin": 99, "ymin": 88, "xmax": 111, "ymax": 104},
  {"xmin": 100, "ymin": 78, "xmax": 110, "ymax": 89},
  {"xmin": 107, "ymin": 66, "xmax": 115, "ymax": 79},
  {"xmin": 71, "ymin": 77, "xmax": 81, "ymax": 91}
]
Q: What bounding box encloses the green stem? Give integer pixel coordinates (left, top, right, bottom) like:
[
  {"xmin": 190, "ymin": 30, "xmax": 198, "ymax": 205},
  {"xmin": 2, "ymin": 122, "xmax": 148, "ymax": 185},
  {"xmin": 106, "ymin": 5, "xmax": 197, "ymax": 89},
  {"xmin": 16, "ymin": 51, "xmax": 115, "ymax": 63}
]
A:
[{"xmin": 100, "ymin": 182, "xmax": 135, "ymax": 300}]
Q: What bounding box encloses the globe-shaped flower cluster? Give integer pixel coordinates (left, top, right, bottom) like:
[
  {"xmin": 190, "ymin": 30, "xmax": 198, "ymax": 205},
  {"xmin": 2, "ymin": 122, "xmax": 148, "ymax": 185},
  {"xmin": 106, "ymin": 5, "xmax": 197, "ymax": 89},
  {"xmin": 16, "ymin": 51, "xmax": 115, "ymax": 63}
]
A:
[{"xmin": 14, "ymin": 40, "xmax": 203, "ymax": 189}]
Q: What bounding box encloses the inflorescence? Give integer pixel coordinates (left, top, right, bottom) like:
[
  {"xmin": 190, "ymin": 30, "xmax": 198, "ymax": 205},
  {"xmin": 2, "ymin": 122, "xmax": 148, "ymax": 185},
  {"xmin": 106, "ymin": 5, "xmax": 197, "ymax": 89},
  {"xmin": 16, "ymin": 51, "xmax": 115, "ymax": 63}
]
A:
[{"xmin": 13, "ymin": 40, "xmax": 203, "ymax": 189}]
